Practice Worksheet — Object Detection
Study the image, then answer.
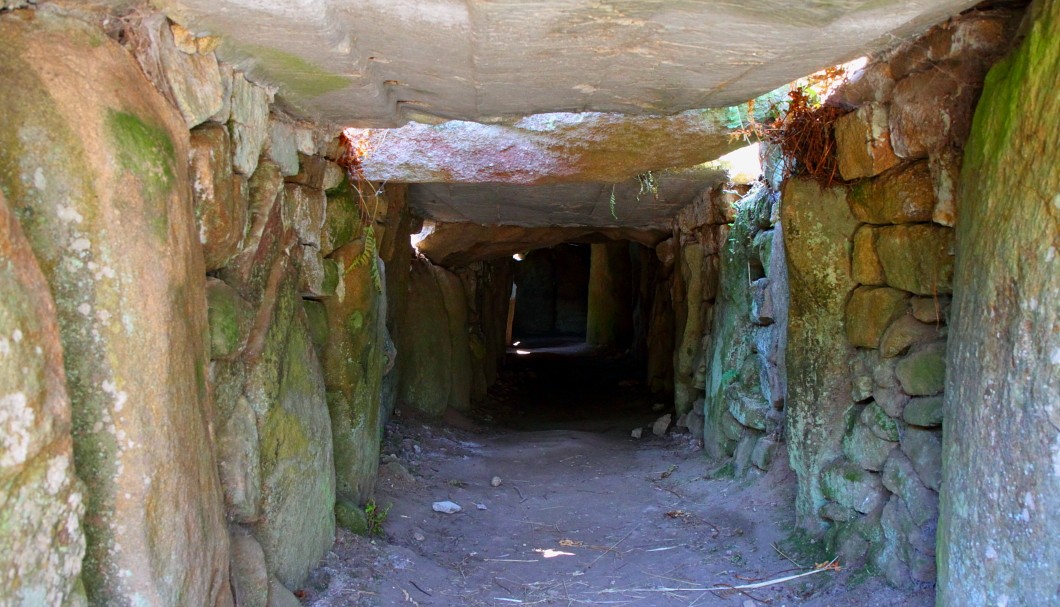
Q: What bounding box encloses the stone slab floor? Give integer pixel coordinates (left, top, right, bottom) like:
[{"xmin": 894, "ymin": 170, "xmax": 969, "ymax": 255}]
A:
[{"xmin": 299, "ymin": 349, "xmax": 934, "ymax": 607}]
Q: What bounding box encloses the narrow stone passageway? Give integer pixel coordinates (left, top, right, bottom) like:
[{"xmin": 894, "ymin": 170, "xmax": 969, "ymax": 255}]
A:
[
  {"xmin": 300, "ymin": 348, "xmax": 930, "ymax": 607},
  {"xmin": 1, "ymin": 2, "xmax": 1056, "ymax": 606}
]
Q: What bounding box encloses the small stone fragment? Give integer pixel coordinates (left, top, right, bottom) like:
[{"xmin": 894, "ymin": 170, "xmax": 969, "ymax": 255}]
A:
[
  {"xmin": 475, "ymin": 503, "xmax": 488, "ymax": 511},
  {"xmin": 432, "ymin": 501, "xmax": 462, "ymax": 514},
  {"xmin": 652, "ymin": 414, "xmax": 672, "ymax": 437},
  {"xmin": 910, "ymin": 296, "xmax": 947, "ymax": 324},
  {"xmin": 631, "ymin": 427, "xmax": 644, "ymax": 439},
  {"xmin": 490, "ymin": 476, "xmax": 502, "ymax": 487},
  {"xmin": 822, "ymin": 462, "xmax": 888, "ymax": 514}
]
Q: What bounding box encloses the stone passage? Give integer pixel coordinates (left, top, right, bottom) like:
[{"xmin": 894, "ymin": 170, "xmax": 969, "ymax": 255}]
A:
[{"xmin": 0, "ymin": 1, "xmax": 1057, "ymax": 606}]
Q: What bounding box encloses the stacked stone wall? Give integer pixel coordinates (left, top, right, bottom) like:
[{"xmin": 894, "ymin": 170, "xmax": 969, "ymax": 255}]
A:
[
  {"xmin": 799, "ymin": 6, "xmax": 1019, "ymax": 588},
  {"xmin": 666, "ymin": 179, "xmax": 789, "ymax": 475}
]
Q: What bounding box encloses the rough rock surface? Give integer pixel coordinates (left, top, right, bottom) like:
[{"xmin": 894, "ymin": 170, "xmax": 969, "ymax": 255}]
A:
[
  {"xmin": 323, "ymin": 227, "xmax": 390, "ymax": 505},
  {"xmin": 352, "ymin": 107, "xmax": 772, "ymax": 184},
  {"xmin": 396, "ymin": 260, "xmax": 472, "ymax": 416},
  {"xmin": 251, "ymin": 307, "xmax": 336, "ymax": 590},
  {"xmin": 407, "ymin": 166, "xmax": 728, "ymax": 229},
  {"xmin": 417, "ymin": 223, "xmax": 665, "ymax": 268},
  {"xmin": 938, "ymin": 3, "xmax": 1060, "ymax": 603},
  {"xmin": 782, "ymin": 179, "xmax": 858, "ymax": 532},
  {"xmin": 0, "ymin": 191, "xmax": 87, "ymax": 607},
  {"xmin": 166, "ymin": 0, "xmax": 979, "ymax": 125},
  {"xmin": 0, "ymin": 13, "xmax": 231, "ymax": 605},
  {"xmin": 190, "ymin": 123, "xmax": 247, "ymax": 270}
]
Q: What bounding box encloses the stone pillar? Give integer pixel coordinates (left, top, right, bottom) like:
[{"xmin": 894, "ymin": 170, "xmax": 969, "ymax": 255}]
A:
[
  {"xmin": 0, "ymin": 13, "xmax": 231, "ymax": 605},
  {"xmin": 938, "ymin": 1, "xmax": 1060, "ymax": 604},
  {"xmin": 586, "ymin": 242, "xmax": 633, "ymax": 347},
  {"xmin": 782, "ymin": 179, "xmax": 859, "ymax": 532}
]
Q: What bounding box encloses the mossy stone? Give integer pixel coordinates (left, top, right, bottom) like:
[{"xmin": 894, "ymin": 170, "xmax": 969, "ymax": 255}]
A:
[
  {"xmin": 323, "ymin": 226, "xmax": 391, "ymax": 505},
  {"xmin": 253, "ymin": 314, "xmax": 335, "ymax": 589},
  {"xmin": 782, "ymin": 178, "xmax": 858, "ymax": 531},
  {"xmin": 842, "ymin": 420, "xmax": 896, "ymax": 472},
  {"xmin": 822, "ymin": 461, "xmax": 888, "ymax": 514},
  {"xmin": 863, "ymin": 402, "xmax": 900, "ymax": 442},
  {"xmin": 335, "ymin": 499, "xmax": 369, "ymax": 535},
  {"xmin": 206, "ymin": 278, "xmax": 253, "ymax": 359},
  {"xmin": 938, "ymin": 4, "xmax": 1060, "ymax": 603},
  {"xmin": 895, "ymin": 342, "xmax": 946, "ymax": 396},
  {"xmin": 879, "ymin": 314, "xmax": 944, "ymax": 358},
  {"xmin": 303, "ymin": 299, "xmax": 329, "ymax": 353},
  {"xmin": 1, "ymin": 14, "xmax": 230, "ymax": 605},
  {"xmin": 902, "ymin": 396, "xmax": 943, "ymax": 427}
]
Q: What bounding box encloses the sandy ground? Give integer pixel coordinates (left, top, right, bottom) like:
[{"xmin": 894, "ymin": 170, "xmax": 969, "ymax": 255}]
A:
[{"xmin": 299, "ymin": 345, "xmax": 935, "ymax": 607}]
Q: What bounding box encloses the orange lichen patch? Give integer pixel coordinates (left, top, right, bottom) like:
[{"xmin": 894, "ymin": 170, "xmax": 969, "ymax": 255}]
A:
[{"xmin": 338, "ymin": 128, "xmax": 381, "ymax": 182}]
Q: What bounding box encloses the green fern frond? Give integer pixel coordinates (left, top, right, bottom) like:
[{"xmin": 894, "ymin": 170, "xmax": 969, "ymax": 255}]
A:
[{"xmin": 345, "ymin": 225, "xmax": 383, "ymax": 293}]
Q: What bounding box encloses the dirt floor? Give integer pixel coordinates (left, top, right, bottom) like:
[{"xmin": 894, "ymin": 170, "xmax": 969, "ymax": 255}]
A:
[{"xmin": 299, "ymin": 342, "xmax": 935, "ymax": 607}]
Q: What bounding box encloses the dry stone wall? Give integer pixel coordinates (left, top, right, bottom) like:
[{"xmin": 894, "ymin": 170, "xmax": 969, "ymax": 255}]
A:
[
  {"xmin": 666, "ymin": 178, "xmax": 789, "ymax": 476},
  {"xmin": 667, "ymin": 6, "xmax": 1025, "ymax": 591},
  {"xmin": 790, "ymin": 6, "xmax": 1019, "ymax": 588}
]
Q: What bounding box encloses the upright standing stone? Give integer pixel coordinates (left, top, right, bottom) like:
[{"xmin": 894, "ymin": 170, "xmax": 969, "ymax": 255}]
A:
[
  {"xmin": 323, "ymin": 232, "xmax": 389, "ymax": 505},
  {"xmin": 938, "ymin": 2, "xmax": 1060, "ymax": 604},
  {"xmin": 397, "ymin": 260, "xmax": 452, "ymax": 416},
  {"xmin": 586, "ymin": 242, "xmax": 634, "ymax": 348},
  {"xmin": 0, "ymin": 192, "xmax": 86, "ymax": 607},
  {"xmin": 0, "ymin": 14, "xmax": 231, "ymax": 605},
  {"xmin": 782, "ymin": 179, "xmax": 858, "ymax": 532}
]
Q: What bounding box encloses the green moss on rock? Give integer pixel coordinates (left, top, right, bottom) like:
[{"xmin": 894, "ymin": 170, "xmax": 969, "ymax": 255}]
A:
[
  {"xmin": 334, "ymin": 499, "xmax": 369, "ymax": 535},
  {"xmin": 240, "ymin": 44, "xmax": 351, "ymax": 99},
  {"xmin": 105, "ymin": 110, "xmax": 176, "ymax": 239},
  {"xmin": 895, "ymin": 343, "xmax": 946, "ymax": 396}
]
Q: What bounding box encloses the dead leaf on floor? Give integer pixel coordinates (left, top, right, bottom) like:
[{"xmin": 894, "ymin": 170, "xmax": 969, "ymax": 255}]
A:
[
  {"xmin": 559, "ymin": 539, "xmax": 584, "ymax": 547},
  {"xmin": 661, "ymin": 464, "xmax": 678, "ymax": 479},
  {"xmin": 448, "ymin": 479, "xmax": 469, "ymax": 488},
  {"xmin": 665, "ymin": 510, "xmax": 690, "ymax": 519}
]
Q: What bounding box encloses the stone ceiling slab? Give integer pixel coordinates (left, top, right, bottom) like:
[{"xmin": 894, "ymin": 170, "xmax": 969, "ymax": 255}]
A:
[
  {"xmin": 159, "ymin": 0, "xmax": 979, "ymax": 126},
  {"xmin": 353, "ymin": 100, "xmax": 774, "ymax": 184},
  {"xmin": 406, "ymin": 166, "xmax": 728, "ymax": 228},
  {"xmin": 416, "ymin": 223, "xmax": 668, "ymax": 267}
]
